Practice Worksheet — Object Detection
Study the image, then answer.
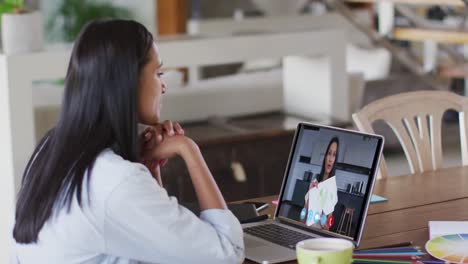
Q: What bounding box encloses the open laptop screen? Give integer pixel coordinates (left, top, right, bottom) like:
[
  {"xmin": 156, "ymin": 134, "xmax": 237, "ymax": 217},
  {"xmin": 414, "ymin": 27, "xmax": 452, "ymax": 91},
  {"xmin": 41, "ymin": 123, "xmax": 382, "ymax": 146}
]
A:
[{"xmin": 276, "ymin": 123, "xmax": 383, "ymax": 243}]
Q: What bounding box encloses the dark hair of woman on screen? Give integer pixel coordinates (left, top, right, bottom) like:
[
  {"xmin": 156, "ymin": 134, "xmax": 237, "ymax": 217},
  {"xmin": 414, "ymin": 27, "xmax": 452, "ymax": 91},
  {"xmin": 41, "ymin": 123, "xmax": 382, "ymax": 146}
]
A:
[
  {"xmin": 12, "ymin": 19, "xmax": 244, "ymax": 264},
  {"xmin": 302, "ymin": 137, "xmax": 339, "ymax": 230}
]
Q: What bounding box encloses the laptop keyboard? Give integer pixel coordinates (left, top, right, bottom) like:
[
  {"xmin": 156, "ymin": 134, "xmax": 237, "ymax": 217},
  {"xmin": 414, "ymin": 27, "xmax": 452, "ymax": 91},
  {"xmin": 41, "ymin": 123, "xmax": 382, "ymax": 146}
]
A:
[{"xmin": 244, "ymin": 224, "xmax": 314, "ymax": 249}]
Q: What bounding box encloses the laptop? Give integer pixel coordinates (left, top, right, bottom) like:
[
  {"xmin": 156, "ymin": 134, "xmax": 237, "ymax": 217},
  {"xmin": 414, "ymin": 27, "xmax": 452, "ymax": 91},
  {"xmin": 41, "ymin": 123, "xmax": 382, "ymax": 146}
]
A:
[{"xmin": 243, "ymin": 122, "xmax": 384, "ymax": 263}]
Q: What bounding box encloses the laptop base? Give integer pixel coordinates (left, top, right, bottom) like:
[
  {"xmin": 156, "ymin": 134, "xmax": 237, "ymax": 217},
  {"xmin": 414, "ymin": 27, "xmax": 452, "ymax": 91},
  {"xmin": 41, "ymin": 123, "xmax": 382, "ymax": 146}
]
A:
[{"xmin": 243, "ymin": 220, "xmax": 319, "ymax": 263}]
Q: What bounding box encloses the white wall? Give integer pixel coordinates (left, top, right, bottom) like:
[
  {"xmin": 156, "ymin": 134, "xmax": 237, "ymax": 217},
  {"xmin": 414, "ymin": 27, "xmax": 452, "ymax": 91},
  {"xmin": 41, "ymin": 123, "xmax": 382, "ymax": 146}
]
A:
[{"xmin": 0, "ymin": 55, "xmax": 16, "ymax": 264}]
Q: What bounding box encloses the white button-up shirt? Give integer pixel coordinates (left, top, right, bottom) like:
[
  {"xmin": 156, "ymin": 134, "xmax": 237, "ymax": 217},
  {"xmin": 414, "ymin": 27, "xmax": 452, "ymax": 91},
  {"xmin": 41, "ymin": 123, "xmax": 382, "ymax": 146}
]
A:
[{"xmin": 13, "ymin": 149, "xmax": 245, "ymax": 264}]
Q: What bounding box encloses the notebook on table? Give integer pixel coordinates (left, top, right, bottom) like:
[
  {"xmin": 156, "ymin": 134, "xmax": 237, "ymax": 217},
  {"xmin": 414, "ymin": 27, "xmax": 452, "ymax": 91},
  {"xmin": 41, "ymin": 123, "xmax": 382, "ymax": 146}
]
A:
[{"xmin": 429, "ymin": 221, "xmax": 468, "ymax": 239}]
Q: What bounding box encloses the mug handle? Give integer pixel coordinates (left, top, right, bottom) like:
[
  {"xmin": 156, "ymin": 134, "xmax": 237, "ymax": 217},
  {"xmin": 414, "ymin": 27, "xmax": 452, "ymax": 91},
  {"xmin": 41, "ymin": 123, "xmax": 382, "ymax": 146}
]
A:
[{"xmin": 308, "ymin": 256, "xmax": 320, "ymax": 264}]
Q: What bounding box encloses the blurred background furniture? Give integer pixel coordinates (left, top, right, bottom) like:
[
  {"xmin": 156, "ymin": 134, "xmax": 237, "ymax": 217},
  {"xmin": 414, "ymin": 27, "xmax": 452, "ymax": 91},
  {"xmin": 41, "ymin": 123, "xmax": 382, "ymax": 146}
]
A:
[
  {"xmin": 353, "ymin": 91, "xmax": 468, "ymax": 178},
  {"xmin": 1, "ymin": 28, "xmax": 349, "ymax": 209}
]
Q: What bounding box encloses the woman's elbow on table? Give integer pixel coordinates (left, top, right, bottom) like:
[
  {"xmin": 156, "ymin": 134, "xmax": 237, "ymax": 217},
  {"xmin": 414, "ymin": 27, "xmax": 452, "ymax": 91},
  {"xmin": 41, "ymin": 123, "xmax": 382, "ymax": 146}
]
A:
[{"xmin": 198, "ymin": 209, "xmax": 245, "ymax": 263}]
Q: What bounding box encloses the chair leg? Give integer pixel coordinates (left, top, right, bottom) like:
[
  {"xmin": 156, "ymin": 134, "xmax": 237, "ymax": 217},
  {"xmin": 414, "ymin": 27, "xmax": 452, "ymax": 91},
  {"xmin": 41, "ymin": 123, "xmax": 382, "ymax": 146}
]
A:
[
  {"xmin": 345, "ymin": 209, "xmax": 354, "ymax": 237},
  {"xmin": 337, "ymin": 210, "xmax": 346, "ymax": 234}
]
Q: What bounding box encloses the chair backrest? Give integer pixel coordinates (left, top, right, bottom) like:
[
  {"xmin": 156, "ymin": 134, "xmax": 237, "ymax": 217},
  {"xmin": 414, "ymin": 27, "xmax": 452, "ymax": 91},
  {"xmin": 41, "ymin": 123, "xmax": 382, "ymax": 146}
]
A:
[{"xmin": 352, "ymin": 91, "xmax": 468, "ymax": 179}]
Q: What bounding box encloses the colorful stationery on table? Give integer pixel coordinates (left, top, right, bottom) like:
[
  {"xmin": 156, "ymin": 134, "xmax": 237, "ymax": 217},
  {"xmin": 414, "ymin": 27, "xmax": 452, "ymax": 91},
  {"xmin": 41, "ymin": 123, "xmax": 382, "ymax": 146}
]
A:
[
  {"xmin": 352, "ymin": 243, "xmax": 448, "ymax": 264},
  {"xmin": 428, "ymin": 221, "xmax": 468, "ymax": 239},
  {"xmin": 425, "ymin": 233, "xmax": 468, "ymax": 264},
  {"xmin": 426, "ymin": 222, "xmax": 468, "ymax": 264}
]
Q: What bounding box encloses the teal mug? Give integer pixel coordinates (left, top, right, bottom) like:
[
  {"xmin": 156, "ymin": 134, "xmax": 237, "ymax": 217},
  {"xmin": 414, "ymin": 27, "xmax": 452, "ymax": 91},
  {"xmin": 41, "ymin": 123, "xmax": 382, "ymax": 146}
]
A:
[{"xmin": 296, "ymin": 238, "xmax": 354, "ymax": 264}]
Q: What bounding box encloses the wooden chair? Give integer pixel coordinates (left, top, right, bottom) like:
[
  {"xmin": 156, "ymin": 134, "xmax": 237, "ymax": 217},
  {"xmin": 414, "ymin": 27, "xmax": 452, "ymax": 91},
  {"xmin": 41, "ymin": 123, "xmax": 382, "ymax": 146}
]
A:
[{"xmin": 352, "ymin": 91, "xmax": 468, "ymax": 179}]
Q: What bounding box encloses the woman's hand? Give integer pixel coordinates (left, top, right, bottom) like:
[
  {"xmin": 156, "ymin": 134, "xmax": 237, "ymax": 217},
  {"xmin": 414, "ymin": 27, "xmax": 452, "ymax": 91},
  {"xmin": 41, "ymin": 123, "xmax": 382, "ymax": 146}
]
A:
[
  {"xmin": 143, "ymin": 123, "xmax": 226, "ymax": 211},
  {"xmin": 140, "ymin": 120, "xmax": 185, "ymax": 183},
  {"xmin": 148, "ymin": 135, "xmax": 197, "ymax": 161},
  {"xmin": 141, "ymin": 120, "xmax": 184, "ymax": 157},
  {"xmin": 310, "ymin": 179, "xmax": 319, "ymax": 189}
]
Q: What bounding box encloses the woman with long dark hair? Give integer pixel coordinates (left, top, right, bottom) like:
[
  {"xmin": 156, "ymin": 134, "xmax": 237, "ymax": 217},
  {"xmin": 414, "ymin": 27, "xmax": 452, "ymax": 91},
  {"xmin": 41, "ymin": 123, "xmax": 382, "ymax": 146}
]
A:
[
  {"xmin": 12, "ymin": 20, "xmax": 244, "ymax": 263},
  {"xmin": 302, "ymin": 137, "xmax": 339, "ymax": 230}
]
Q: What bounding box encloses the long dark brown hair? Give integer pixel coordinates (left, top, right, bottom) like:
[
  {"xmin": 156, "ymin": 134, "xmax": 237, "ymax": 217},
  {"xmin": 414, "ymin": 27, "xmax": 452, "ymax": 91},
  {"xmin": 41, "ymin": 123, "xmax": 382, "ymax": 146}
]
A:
[{"xmin": 13, "ymin": 19, "xmax": 154, "ymax": 243}]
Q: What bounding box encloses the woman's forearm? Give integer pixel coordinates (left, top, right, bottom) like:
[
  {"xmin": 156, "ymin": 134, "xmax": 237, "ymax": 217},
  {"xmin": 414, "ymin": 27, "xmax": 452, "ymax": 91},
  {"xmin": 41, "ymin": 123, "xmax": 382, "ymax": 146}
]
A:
[{"xmin": 181, "ymin": 140, "xmax": 226, "ymax": 211}]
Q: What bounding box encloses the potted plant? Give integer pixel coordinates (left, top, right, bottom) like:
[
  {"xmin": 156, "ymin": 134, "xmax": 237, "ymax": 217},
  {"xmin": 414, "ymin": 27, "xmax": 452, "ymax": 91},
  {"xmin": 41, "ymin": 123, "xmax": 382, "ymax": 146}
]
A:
[
  {"xmin": 1, "ymin": 0, "xmax": 44, "ymax": 54},
  {"xmin": 47, "ymin": 0, "xmax": 132, "ymax": 43}
]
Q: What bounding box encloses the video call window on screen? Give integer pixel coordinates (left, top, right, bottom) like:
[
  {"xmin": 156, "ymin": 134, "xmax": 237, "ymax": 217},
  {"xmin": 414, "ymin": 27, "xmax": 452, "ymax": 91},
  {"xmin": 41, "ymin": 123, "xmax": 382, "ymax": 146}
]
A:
[{"xmin": 278, "ymin": 127, "xmax": 380, "ymax": 239}]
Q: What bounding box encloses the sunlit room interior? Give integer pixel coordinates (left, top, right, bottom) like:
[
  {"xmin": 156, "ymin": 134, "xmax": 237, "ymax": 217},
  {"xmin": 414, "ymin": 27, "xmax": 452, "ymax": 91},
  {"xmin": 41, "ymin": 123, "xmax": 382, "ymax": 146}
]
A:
[{"xmin": 2, "ymin": 0, "xmax": 468, "ymax": 263}]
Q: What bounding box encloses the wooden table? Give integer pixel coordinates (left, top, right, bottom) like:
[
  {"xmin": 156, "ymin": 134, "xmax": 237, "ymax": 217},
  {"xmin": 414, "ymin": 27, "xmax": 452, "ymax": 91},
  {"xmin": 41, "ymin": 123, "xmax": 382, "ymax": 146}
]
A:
[{"xmin": 242, "ymin": 166, "xmax": 468, "ymax": 263}]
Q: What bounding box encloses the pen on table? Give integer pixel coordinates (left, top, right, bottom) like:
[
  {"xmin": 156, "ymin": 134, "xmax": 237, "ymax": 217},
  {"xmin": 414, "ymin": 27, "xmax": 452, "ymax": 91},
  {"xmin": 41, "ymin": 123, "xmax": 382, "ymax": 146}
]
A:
[
  {"xmin": 353, "ymin": 254, "xmax": 422, "ymax": 260},
  {"xmin": 415, "ymin": 260, "xmax": 450, "ymax": 264},
  {"xmin": 353, "ymin": 259, "xmax": 412, "ymax": 264},
  {"xmin": 354, "ymin": 253, "xmax": 426, "ymax": 257},
  {"xmin": 355, "ymin": 247, "xmax": 421, "ymax": 254},
  {"xmin": 353, "ymin": 259, "xmax": 447, "ymax": 264},
  {"xmin": 242, "ymin": 214, "xmax": 269, "ymax": 224},
  {"xmin": 354, "ymin": 250, "xmax": 424, "ymax": 255},
  {"xmin": 361, "ymin": 242, "xmax": 413, "ymax": 250}
]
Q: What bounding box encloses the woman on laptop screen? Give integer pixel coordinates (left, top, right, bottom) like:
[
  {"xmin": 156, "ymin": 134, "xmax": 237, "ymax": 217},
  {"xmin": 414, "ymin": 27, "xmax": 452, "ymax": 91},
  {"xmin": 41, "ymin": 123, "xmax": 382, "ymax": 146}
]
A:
[{"xmin": 302, "ymin": 137, "xmax": 339, "ymax": 230}]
